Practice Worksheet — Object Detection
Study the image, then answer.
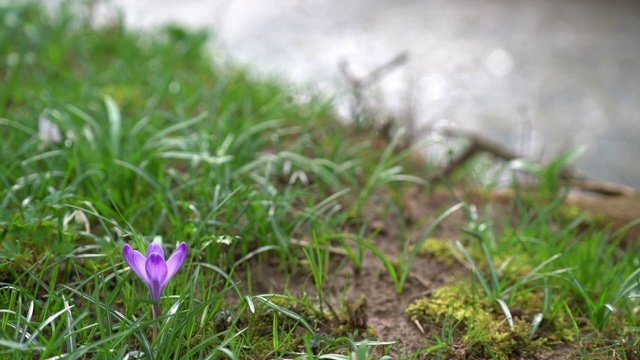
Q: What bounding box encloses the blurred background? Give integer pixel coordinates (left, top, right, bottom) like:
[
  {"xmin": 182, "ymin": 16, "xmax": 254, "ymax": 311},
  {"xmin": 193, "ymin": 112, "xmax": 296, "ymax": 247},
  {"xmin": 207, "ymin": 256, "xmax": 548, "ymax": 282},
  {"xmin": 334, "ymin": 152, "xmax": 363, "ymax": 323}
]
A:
[{"xmin": 68, "ymin": 0, "xmax": 640, "ymax": 187}]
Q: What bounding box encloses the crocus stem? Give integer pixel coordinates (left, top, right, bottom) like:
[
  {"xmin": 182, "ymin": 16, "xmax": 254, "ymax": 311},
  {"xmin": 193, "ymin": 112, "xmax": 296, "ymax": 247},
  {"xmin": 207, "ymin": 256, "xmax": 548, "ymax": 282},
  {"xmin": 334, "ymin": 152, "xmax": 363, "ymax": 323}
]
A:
[{"xmin": 152, "ymin": 304, "xmax": 159, "ymax": 342}]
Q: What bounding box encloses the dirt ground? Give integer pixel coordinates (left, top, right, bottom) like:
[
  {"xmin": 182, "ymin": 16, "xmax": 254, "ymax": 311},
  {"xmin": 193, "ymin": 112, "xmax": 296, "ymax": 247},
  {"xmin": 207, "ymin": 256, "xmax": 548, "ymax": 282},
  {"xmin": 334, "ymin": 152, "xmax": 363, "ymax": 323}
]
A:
[
  {"xmin": 238, "ymin": 185, "xmax": 640, "ymax": 359},
  {"xmin": 236, "ymin": 187, "xmax": 457, "ymax": 353}
]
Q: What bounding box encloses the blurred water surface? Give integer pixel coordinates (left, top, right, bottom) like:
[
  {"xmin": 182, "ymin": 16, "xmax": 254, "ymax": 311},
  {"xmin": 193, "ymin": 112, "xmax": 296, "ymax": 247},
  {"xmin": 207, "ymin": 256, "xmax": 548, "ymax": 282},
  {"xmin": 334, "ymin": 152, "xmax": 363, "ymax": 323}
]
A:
[{"xmin": 89, "ymin": 0, "xmax": 640, "ymax": 187}]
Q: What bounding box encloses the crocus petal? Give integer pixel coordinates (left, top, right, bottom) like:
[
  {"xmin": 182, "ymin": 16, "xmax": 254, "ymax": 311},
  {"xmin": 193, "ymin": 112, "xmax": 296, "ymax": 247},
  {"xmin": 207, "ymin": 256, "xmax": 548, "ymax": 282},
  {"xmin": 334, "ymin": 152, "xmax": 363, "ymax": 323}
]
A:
[
  {"xmin": 123, "ymin": 244, "xmax": 149, "ymax": 283},
  {"xmin": 145, "ymin": 253, "xmax": 168, "ymax": 301},
  {"xmin": 164, "ymin": 242, "xmax": 188, "ymax": 286},
  {"xmin": 146, "ymin": 242, "xmax": 165, "ymax": 261}
]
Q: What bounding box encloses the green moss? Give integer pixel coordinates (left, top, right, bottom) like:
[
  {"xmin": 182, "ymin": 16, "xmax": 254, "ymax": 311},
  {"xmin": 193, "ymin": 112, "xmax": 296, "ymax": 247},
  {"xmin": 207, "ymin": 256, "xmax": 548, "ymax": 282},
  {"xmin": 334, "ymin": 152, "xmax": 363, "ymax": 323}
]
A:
[
  {"xmin": 406, "ymin": 281, "xmax": 574, "ymax": 359},
  {"xmin": 486, "ymin": 252, "xmax": 534, "ymax": 280},
  {"xmin": 84, "ymin": 258, "xmax": 110, "ymax": 273},
  {"xmin": 417, "ymin": 238, "xmax": 460, "ymax": 266},
  {"xmin": 417, "ymin": 237, "xmax": 534, "ymax": 280},
  {"xmin": 241, "ymin": 297, "xmax": 317, "ymax": 359},
  {"xmin": 100, "ymin": 84, "xmax": 144, "ymax": 107},
  {"xmin": 559, "ymin": 203, "xmax": 608, "ymax": 228},
  {"xmin": 406, "ymin": 282, "xmax": 492, "ymax": 325},
  {"xmin": 0, "ymin": 259, "xmax": 14, "ymax": 283}
]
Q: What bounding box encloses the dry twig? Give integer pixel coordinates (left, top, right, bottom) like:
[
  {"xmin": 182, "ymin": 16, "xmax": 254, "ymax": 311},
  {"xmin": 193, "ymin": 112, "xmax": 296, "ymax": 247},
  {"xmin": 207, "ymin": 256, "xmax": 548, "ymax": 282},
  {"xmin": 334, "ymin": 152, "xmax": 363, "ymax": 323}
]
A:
[
  {"xmin": 339, "ymin": 52, "xmax": 410, "ymax": 137},
  {"xmin": 435, "ymin": 126, "xmax": 636, "ymax": 197}
]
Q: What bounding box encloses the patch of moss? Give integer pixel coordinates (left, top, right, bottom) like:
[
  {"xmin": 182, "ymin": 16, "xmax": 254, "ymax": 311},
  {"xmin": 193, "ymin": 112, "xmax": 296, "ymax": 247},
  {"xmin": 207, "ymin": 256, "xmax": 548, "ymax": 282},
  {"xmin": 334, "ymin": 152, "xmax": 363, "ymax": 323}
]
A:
[
  {"xmin": 406, "ymin": 281, "xmax": 574, "ymax": 359},
  {"xmin": 464, "ymin": 317, "xmax": 543, "ymax": 359},
  {"xmin": 84, "ymin": 258, "xmax": 110, "ymax": 273},
  {"xmin": 0, "ymin": 252, "xmax": 35, "ymax": 282},
  {"xmin": 417, "ymin": 237, "xmax": 534, "ymax": 280},
  {"xmin": 84, "ymin": 245, "xmax": 123, "ymax": 273},
  {"xmin": 100, "ymin": 84, "xmax": 144, "ymax": 107},
  {"xmin": 241, "ymin": 297, "xmax": 316, "ymax": 359},
  {"xmin": 407, "ymin": 282, "xmax": 493, "ymax": 326},
  {"xmin": 0, "ymin": 259, "xmax": 14, "ymax": 282},
  {"xmin": 486, "ymin": 252, "xmax": 534, "ymax": 280},
  {"xmin": 417, "ymin": 238, "xmax": 460, "ymax": 266},
  {"xmin": 559, "ymin": 203, "xmax": 608, "ymax": 228}
]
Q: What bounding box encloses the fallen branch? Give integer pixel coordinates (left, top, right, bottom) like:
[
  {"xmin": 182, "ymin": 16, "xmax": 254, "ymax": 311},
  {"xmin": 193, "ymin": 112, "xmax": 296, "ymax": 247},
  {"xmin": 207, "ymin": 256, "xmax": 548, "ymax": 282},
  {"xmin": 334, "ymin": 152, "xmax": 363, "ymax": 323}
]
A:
[
  {"xmin": 339, "ymin": 51, "xmax": 409, "ymax": 89},
  {"xmin": 339, "ymin": 52, "xmax": 410, "ymax": 138},
  {"xmin": 434, "ymin": 126, "xmax": 636, "ymax": 197}
]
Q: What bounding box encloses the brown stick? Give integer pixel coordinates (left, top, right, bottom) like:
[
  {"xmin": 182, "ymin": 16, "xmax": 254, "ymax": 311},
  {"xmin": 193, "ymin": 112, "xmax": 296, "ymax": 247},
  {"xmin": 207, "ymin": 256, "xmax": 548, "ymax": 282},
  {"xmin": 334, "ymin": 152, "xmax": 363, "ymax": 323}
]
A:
[
  {"xmin": 435, "ymin": 126, "xmax": 636, "ymax": 197},
  {"xmin": 339, "ymin": 52, "xmax": 410, "ymax": 137},
  {"xmin": 339, "ymin": 52, "xmax": 409, "ymax": 89}
]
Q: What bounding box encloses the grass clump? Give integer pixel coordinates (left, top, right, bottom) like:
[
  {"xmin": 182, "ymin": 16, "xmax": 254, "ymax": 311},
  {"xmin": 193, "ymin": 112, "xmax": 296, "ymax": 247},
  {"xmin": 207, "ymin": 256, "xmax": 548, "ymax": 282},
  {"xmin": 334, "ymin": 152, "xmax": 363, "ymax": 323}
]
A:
[
  {"xmin": 239, "ymin": 297, "xmax": 310, "ymax": 358},
  {"xmin": 408, "ymin": 185, "xmax": 640, "ymax": 358},
  {"xmin": 0, "ymin": 2, "xmax": 424, "ymax": 358},
  {"xmin": 332, "ymin": 295, "xmax": 377, "ymax": 339}
]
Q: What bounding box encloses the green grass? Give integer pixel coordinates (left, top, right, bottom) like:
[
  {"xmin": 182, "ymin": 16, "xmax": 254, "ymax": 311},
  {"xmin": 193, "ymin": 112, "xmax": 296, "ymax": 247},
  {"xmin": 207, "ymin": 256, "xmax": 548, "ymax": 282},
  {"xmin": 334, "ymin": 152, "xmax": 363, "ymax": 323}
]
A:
[
  {"xmin": 0, "ymin": 2, "xmax": 410, "ymax": 358},
  {"xmin": 2, "ymin": 1, "xmax": 640, "ymax": 359},
  {"xmin": 417, "ymin": 188, "xmax": 640, "ymax": 358}
]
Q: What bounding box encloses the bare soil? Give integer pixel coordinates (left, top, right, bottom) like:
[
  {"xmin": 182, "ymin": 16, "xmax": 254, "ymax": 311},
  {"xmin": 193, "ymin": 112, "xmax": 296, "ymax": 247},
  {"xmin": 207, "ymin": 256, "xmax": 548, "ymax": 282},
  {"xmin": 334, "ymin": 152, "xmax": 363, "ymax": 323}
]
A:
[{"xmin": 236, "ymin": 185, "xmax": 640, "ymax": 359}]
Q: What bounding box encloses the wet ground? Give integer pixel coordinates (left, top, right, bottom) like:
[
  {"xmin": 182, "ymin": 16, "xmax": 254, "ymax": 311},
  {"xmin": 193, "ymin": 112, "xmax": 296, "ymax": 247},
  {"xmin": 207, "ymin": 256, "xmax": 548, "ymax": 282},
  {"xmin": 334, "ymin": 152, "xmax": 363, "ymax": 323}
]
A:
[{"xmin": 86, "ymin": 0, "xmax": 640, "ymax": 187}]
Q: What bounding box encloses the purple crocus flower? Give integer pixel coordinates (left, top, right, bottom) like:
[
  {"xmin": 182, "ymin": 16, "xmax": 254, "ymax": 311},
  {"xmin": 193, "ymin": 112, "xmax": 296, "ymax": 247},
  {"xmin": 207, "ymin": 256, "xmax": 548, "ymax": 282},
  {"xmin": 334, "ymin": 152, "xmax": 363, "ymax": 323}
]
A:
[{"xmin": 123, "ymin": 242, "xmax": 188, "ymax": 302}]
